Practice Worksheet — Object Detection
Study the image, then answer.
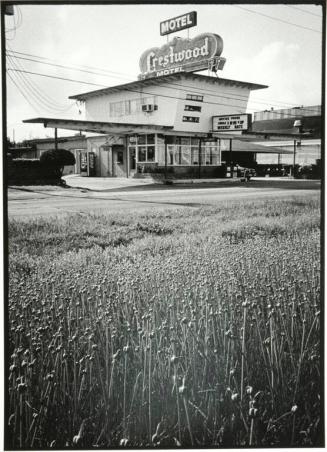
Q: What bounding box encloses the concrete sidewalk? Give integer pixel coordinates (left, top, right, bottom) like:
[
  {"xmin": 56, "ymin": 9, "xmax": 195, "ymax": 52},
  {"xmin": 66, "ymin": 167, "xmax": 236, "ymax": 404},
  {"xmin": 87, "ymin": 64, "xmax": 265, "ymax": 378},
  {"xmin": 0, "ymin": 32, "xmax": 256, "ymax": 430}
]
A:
[{"xmin": 63, "ymin": 174, "xmax": 244, "ymax": 192}]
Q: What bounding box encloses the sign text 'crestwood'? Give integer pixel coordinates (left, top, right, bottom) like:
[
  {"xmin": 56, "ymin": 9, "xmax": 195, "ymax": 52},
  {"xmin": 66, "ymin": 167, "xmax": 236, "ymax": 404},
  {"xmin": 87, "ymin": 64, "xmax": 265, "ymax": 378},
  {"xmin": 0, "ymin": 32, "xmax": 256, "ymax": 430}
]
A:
[{"xmin": 139, "ymin": 33, "xmax": 224, "ymax": 79}]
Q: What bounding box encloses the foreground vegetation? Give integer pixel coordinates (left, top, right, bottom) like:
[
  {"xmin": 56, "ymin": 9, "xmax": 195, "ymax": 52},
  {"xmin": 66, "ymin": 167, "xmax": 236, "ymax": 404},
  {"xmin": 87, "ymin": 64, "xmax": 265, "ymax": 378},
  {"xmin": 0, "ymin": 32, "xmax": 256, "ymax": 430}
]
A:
[{"xmin": 7, "ymin": 195, "xmax": 321, "ymax": 448}]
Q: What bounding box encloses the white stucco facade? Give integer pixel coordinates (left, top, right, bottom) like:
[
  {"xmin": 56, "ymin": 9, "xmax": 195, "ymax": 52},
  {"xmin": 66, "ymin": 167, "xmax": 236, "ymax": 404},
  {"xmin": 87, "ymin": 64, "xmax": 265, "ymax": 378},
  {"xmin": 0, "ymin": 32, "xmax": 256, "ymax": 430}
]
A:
[{"xmin": 83, "ymin": 73, "xmax": 256, "ymax": 134}]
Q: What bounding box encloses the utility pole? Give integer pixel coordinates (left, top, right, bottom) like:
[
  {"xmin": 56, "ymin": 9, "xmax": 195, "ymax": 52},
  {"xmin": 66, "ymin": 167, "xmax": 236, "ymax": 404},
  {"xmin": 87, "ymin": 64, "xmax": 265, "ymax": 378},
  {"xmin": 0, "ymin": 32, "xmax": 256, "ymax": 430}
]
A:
[
  {"xmin": 229, "ymin": 139, "xmax": 233, "ymax": 178},
  {"xmin": 54, "ymin": 128, "xmax": 58, "ymax": 151},
  {"xmin": 198, "ymin": 138, "xmax": 202, "ymax": 179},
  {"xmin": 293, "ymin": 139, "xmax": 296, "ymax": 178},
  {"xmin": 164, "ymin": 138, "xmax": 167, "ymax": 180}
]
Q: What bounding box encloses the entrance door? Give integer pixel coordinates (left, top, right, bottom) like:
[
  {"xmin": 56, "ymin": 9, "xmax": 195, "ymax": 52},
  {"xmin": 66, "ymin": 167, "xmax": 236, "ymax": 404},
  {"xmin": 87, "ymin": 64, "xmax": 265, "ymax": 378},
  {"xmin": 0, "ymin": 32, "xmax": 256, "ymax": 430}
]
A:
[
  {"xmin": 112, "ymin": 145, "xmax": 126, "ymax": 177},
  {"xmin": 99, "ymin": 146, "xmax": 111, "ymax": 177},
  {"xmin": 129, "ymin": 146, "xmax": 136, "ymax": 177}
]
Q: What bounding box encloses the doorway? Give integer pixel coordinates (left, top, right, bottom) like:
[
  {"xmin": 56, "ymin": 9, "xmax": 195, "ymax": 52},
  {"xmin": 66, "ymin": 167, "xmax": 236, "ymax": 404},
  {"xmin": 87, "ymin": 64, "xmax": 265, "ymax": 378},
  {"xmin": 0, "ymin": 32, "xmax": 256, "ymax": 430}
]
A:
[
  {"xmin": 112, "ymin": 145, "xmax": 126, "ymax": 177},
  {"xmin": 129, "ymin": 147, "xmax": 136, "ymax": 177}
]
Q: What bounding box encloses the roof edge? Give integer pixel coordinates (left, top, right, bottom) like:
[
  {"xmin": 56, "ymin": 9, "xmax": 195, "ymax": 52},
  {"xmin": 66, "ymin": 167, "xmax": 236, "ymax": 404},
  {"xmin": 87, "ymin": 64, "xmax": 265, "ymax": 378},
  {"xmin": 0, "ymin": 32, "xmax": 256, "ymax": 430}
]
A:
[{"xmin": 69, "ymin": 73, "xmax": 268, "ymax": 101}]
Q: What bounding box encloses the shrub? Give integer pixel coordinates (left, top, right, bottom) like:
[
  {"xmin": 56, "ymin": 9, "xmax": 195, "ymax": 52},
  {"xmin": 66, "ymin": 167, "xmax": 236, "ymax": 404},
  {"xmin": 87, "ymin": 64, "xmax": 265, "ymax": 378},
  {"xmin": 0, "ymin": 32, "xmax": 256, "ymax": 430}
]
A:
[
  {"xmin": 7, "ymin": 158, "xmax": 61, "ymax": 185},
  {"xmin": 40, "ymin": 149, "xmax": 75, "ymax": 177}
]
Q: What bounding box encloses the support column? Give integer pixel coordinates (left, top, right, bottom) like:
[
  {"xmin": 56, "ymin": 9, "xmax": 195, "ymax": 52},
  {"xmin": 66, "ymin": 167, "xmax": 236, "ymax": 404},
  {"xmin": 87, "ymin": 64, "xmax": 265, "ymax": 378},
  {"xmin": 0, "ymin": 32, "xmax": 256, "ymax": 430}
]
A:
[
  {"xmin": 164, "ymin": 137, "xmax": 167, "ymax": 180},
  {"xmin": 293, "ymin": 139, "xmax": 296, "ymax": 178},
  {"xmin": 198, "ymin": 138, "xmax": 202, "ymax": 179},
  {"xmin": 54, "ymin": 128, "xmax": 58, "ymax": 151},
  {"xmin": 229, "ymin": 138, "xmax": 233, "ymax": 178}
]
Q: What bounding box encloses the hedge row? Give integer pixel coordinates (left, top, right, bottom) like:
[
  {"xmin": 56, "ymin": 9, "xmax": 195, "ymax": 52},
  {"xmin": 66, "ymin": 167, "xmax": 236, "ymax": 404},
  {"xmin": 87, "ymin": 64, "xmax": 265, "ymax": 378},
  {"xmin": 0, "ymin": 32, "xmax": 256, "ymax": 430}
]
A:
[{"xmin": 7, "ymin": 157, "xmax": 62, "ymax": 185}]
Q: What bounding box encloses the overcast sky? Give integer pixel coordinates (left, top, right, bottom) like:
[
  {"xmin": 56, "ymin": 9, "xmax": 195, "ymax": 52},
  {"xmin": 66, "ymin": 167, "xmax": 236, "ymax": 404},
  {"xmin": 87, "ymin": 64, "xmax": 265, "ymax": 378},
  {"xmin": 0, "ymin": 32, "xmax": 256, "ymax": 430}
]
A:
[{"xmin": 4, "ymin": 3, "xmax": 323, "ymax": 142}]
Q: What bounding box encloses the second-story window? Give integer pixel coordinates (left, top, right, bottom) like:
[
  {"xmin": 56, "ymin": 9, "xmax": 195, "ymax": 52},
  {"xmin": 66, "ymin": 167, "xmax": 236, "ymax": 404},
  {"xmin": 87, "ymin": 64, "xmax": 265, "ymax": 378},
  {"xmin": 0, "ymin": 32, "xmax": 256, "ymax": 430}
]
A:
[
  {"xmin": 182, "ymin": 116, "xmax": 200, "ymax": 123},
  {"xmin": 186, "ymin": 94, "xmax": 204, "ymax": 102},
  {"xmin": 184, "ymin": 105, "xmax": 202, "ymax": 112}
]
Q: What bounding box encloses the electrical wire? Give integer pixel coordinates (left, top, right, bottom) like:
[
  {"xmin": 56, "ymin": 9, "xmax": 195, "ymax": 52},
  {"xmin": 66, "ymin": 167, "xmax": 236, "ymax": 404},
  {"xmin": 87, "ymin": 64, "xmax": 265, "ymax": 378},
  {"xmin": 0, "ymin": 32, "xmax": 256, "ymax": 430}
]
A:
[
  {"xmin": 6, "ymin": 49, "xmax": 135, "ymax": 79},
  {"xmin": 7, "ymin": 68, "xmax": 106, "ymax": 88},
  {"xmin": 286, "ymin": 5, "xmax": 322, "ymax": 18},
  {"xmin": 233, "ymin": 5, "xmax": 322, "ymax": 34},
  {"xmin": 6, "ymin": 48, "xmax": 320, "ymax": 112},
  {"xmin": 7, "ymin": 54, "xmax": 75, "ymax": 113},
  {"xmin": 7, "ymin": 71, "xmax": 47, "ymax": 113},
  {"xmin": 7, "ymin": 66, "xmax": 321, "ymax": 120},
  {"xmin": 7, "ymin": 47, "xmax": 76, "ymax": 112},
  {"xmin": 6, "ymin": 53, "xmax": 134, "ymax": 82},
  {"xmin": 7, "ymin": 48, "xmax": 72, "ymax": 112}
]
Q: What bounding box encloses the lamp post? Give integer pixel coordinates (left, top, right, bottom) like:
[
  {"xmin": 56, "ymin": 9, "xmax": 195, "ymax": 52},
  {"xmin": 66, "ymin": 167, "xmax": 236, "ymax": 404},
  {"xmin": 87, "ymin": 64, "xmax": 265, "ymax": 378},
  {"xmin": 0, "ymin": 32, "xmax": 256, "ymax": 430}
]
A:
[{"xmin": 293, "ymin": 119, "xmax": 303, "ymax": 178}]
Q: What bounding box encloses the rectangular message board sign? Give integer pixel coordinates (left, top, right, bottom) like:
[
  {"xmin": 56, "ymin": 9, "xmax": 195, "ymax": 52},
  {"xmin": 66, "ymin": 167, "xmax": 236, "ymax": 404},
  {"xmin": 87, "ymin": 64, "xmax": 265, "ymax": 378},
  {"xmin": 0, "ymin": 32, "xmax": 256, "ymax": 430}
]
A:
[{"xmin": 212, "ymin": 114, "xmax": 251, "ymax": 132}]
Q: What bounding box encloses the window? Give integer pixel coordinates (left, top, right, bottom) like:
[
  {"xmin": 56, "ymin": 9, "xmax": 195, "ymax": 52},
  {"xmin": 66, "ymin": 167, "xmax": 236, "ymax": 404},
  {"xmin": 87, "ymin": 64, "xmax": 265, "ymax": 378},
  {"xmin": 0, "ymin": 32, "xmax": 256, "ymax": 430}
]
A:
[
  {"xmin": 138, "ymin": 147, "xmax": 147, "ymax": 162},
  {"xmin": 117, "ymin": 150, "xmax": 124, "ymax": 164},
  {"xmin": 109, "ymin": 96, "xmax": 157, "ymax": 117},
  {"xmin": 167, "ymin": 137, "xmax": 221, "ymax": 166},
  {"xmin": 186, "ymin": 94, "xmax": 203, "ymax": 102},
  {"xmin": 128, "ymin": 134, "xmax": 157, "ymax": 163},
  {"xmin": 184, "ymin": 105, "xmax": 202, "ymax": 112},
  {"xmin": 183, "ymin": 116, "xmax": 200, "ymax": 123}
]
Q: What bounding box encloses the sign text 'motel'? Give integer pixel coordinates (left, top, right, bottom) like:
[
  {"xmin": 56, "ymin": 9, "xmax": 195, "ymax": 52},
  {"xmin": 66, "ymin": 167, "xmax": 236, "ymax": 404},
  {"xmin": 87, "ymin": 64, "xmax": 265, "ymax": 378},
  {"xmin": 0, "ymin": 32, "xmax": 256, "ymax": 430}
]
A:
[
  {"xmin": 160, "ymin": 11, "xmax": 197, "ymax": 36},
  {"xmin": 139, "ymin": 33, "xmax": 225, "ymax": 79},
  {"xmin": 212, "ymin": 114, "xmax": 252, "ymax": 132}
]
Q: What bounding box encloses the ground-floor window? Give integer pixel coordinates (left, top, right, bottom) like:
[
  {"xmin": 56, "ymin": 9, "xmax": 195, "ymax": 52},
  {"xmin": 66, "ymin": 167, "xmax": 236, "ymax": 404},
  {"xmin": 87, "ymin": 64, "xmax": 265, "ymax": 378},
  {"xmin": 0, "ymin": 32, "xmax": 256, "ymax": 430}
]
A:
[
  {"xmin": 128, "ymin": 134, "xmax": 157, "ymax": 163},
  {"xmin": 167, "ymin": 138, "xmax": 221, "ymax": 166},
  {"xmin": 127, "ymin": 135, "xmax": 221, "ymax": 167}
]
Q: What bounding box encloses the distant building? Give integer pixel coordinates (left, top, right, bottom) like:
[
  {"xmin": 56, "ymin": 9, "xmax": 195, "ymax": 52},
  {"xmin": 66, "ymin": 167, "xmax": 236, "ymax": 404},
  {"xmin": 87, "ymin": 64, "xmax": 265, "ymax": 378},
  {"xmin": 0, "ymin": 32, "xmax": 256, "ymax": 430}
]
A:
[
  {"xmin": 251, "ymin": 105, "xmax": 321, "ymax": 166},
  {"xmin": 25, "ymin": 134, "xmax": 86, "ymax": 175}
]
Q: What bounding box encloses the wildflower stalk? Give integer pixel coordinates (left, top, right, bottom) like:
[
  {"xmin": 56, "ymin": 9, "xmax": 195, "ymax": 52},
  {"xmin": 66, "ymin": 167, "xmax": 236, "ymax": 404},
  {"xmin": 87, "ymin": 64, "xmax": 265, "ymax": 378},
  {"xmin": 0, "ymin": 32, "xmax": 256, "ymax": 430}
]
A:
[
  {"xmin": 182, "ymin": 394, "xmax": 194, "ymax": 445},
  {"xmin": 269, "ymin": 315, "xmax": 274, "ymax": 393},
  {"xmin": 249, "ymin": 418, "xmax": 254, "ymax": 446},
  {"xmin": 240, "ymin": 302, "xmax": 247, "ymax": 403},
  {"xmin": 148, "ymin": 340, "xmax": 152, "ymax": 444},
  {"xmin": 123, "ymin": 348, "xmax": 128, "ymax": 438}
]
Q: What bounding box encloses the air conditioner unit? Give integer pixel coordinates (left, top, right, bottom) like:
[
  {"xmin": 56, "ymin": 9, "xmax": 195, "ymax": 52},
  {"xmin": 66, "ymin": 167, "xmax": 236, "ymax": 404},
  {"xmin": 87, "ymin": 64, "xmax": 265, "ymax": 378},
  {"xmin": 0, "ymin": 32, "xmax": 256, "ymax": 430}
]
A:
[{"xmin": 142, "ymin": 104, "xmax": 157, "ymax": 113}]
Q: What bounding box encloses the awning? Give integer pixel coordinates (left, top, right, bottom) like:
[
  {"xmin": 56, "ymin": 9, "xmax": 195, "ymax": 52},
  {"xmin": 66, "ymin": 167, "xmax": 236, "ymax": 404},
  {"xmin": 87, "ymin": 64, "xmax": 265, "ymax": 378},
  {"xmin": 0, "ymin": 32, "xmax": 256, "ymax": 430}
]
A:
[
  {"xmin": 23, "ymin": 117, "xmax": 174, "ymax": 135},
  {"xmin": 22, "ymin": 117, "xmax": 294, "ymax": 154},
  {"xmin": 229, "ymin": 139, "xmax": 294, "ymax": 154}
]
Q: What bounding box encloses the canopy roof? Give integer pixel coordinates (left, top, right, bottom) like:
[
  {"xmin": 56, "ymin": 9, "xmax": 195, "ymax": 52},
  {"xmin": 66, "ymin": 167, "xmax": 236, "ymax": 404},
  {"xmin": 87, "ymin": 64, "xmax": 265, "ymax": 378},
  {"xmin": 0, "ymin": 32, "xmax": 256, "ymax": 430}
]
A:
[
  {"xmin": 23, "ymin": 117, "xmax": 294, "ymax": 154},
  {"xmin": 23, "ymin": 117, "xmax": 174, "ymax": 135}
]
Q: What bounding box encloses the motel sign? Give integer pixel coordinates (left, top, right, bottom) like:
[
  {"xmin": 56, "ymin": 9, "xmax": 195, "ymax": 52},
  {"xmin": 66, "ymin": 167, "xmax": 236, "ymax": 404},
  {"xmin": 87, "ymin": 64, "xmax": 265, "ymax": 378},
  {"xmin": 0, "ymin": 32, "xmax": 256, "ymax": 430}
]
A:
[{"xmin": 160, "ymin": 11, "xmax": 197, "ymax": 36}]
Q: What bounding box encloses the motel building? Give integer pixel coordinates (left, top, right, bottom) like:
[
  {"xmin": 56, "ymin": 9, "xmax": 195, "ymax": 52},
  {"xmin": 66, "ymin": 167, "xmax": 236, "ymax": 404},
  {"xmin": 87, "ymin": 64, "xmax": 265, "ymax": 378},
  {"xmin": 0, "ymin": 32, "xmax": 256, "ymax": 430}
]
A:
[{"xmin": 23, "ymin": 12, "xmax": 318, "ymax": 179}]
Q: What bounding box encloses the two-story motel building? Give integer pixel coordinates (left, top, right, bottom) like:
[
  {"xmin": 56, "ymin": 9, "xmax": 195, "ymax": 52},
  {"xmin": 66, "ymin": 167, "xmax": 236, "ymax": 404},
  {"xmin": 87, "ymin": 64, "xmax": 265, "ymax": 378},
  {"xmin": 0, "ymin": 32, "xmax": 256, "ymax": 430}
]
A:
[{"xmin": 24, "ymin": 20, "xmax": 301, "ymax": 178}]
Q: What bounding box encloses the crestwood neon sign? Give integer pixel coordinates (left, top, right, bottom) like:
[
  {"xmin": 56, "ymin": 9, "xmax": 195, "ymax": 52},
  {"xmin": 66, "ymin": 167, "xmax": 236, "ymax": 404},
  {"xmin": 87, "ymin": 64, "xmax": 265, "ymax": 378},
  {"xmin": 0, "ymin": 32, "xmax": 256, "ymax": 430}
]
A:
[{"xmin": 139, "ymin": 33, "xmax": 225, "ymax": 79}]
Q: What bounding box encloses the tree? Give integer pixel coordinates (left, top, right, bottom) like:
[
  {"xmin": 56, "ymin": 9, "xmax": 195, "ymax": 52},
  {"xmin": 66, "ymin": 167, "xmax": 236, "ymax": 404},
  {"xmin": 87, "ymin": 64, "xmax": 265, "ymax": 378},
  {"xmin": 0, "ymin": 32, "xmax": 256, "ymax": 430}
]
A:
[{"xmin": 40, "ymin": 148, "xmax": 76, "ymax": 178}]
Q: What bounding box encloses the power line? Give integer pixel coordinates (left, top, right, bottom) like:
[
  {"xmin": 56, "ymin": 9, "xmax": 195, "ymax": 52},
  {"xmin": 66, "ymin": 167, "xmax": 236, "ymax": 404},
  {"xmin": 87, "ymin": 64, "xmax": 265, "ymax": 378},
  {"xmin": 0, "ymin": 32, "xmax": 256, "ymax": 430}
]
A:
[
  {"xmin": 286, "ymin": 5, "xmax": 322, "ymax": 18},
  {"xmin": 7, "ymin": 47, "xmax": 75, "ymax": 112},
  {"xmin": 7, "ymin": 54, "xmax": 75, "ymax": 113},
  {"xmin": 234, "ymin": 5, "xmax": 322, "ymax": 33},
  {"xmin": 7, "ymin": 67, "xmax": 320, "ymax": 119},
  {"xmin": 7, "ymin": 49, "xmax": 134, "ymax": 79},
  {"xmin": 8, "ymin": 51, "xmax": 316, "ymax": 113},
  {"xmin": 7, "ymin": 68, "xmax": 106, "ymax": 88},
  {"xmin": 7, "ymin": 71, "xmax": 46, "ymax": 114},
  {"xmin": 6, "ymin": 48, "xmax": 319, "ymax": 111},
  {"xmin": 6, "ymin": 52, "xmax": 134, "ymax": 82}
]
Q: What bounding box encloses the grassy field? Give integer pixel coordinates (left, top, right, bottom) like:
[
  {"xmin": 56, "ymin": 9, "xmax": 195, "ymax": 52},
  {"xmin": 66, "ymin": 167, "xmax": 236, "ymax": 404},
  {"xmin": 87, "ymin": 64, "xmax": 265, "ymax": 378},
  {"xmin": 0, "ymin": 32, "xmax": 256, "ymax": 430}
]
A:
[{"xmin": 7, "ymin": 194, "xmax": 321, "ymax": 448}]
